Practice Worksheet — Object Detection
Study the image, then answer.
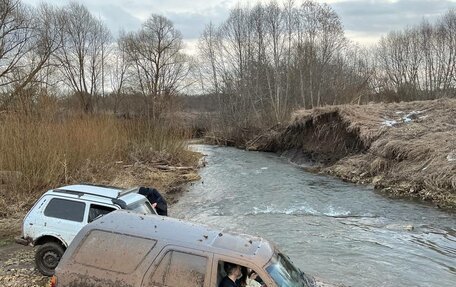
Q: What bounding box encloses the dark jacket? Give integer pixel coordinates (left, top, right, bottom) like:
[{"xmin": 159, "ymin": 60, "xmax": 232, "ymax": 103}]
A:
[
  {"xmin": 219, "ymin": 276, "xmax": 239, "ymax": 287},
  {"xmin": 138, "ymin": 187, "xmax": 168, "ymax": 216}
]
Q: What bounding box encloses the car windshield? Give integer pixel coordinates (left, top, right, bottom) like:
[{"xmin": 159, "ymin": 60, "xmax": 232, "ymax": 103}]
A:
[
  {"xmin": 266, "ymin": 252, "xmax": 314, "ymax": 287},
  {"xmin": 128, "ymin": 200, "xmax": 155, "ymax": 214}
]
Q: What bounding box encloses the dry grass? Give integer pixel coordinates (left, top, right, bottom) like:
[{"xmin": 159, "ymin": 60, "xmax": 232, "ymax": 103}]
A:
[
  {"xmin": 251, "ymin": 98, "xmax": 456, "ymax": 208},
  {"xmin": 0, "ymin": 215, "xmax": 22, "ymax": 241},
  {"xmin": 0, "ymin": 114, "xmax": 196, "ymax": 217}
]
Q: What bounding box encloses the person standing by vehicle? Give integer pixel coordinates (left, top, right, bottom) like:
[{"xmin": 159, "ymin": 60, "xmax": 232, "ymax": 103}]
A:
[{"xmin": 138, "ymin": 187, "xmax": 168, "ymax": 216}]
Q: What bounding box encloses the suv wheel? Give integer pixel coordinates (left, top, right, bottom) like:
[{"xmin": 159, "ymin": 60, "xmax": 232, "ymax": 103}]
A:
[{"xmin": 35, "ymin": 242, "xmax": 65, "ymax": 276}]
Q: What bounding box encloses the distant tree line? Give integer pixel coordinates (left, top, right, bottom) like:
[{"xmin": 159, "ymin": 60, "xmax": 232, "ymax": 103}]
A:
[
  {"xmin": 197, "ymin": 0, "xmax": 456, "ymax": 134},
  {"xmin": 374, "ymin": 10, "xmax": 456, "ymax": 102},
  {"xmin": 197, "ymin": 0, "xmax": 369, "ymax": 127},
  {"xmin": 0, "ymin": 0, "xmax": 188, "ymax": 119},
  {"xmin": 1, "ymin": 0, "xmax": 455, "ymax": 126}
]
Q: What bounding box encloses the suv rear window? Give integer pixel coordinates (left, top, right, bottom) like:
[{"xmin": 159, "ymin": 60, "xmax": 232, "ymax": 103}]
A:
[{"xmin": 44, "ymin": 198, "xmax": 85, "ymax": 222}]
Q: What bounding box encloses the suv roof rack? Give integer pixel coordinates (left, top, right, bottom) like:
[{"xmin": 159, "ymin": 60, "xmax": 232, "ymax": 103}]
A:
[
  {"xmin": 52, "ymin": 189, "xmax": 87, "ymax": 197},
  {"xmin": 79, "ymin": 183, "xmax": 123, "ymax": 190},
  {"xmin": 53, "ymin": 184, "xmax": 139, "ymax": 200}
]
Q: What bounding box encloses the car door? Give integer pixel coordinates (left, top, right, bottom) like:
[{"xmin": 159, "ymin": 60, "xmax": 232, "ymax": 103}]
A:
[
  {"xmin": 42, "ymin": 197, "xmax": 86, "ymax": 246},
  {"xmin": 142, "ymin": 246, "xmax": 213, "ymax": 287}
]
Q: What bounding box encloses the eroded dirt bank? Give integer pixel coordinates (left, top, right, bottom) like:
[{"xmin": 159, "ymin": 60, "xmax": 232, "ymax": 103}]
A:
[{"xmin": 247, "ymin": 98, "xmax": 456, "ymax": 209}]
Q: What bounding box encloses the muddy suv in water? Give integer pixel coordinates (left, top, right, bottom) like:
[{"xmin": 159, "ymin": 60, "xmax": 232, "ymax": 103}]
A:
[
  {"xmin": 15, "ymin": 184, "xmax": 156, "ymax": 276},
  {"xmin": 52, "ymin": 210, "xmax": 317, "ymax": 287}
]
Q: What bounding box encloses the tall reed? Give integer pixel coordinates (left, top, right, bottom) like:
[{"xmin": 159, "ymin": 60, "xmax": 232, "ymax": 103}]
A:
[{"xmin": 0, "ymin": 114, "xmax": 189, "ymax": 216}]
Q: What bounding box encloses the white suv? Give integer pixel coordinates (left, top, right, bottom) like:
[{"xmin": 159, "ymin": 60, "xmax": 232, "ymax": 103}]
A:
[{"xmin": 15, "ymin": 183, "xmax": 156, "ymax": 276}]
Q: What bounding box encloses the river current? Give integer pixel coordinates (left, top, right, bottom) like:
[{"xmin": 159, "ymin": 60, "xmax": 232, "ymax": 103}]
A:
[{"xmin": 171, "ymin": 145, "xmax": 456, "ymax": 287}]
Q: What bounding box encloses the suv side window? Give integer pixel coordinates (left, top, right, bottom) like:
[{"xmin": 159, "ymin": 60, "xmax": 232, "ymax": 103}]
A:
[
  {"xmin": 88, "ymin": 204, "xmax": 116, "ymax": 223},
  {"xmin": 44, "ymin": 198, "xmax": 85, "ymax": 222},
  {"xmin": 149, "ymin": 251, "xmax": 207, "ymax": 287},
  {"xmin": 74, "ymin": 230, "xmax": 156, "ymax": 274}
]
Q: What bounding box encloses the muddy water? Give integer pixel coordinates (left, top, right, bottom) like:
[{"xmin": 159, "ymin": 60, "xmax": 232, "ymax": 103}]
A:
[{"xmin": 171, "ymin": 145, "xmax": 456, "ymax": 287}]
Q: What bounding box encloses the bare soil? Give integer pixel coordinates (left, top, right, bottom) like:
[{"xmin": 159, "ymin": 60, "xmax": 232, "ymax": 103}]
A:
[
  {"xmin": 0, "ymin": 241, "xmax": 48, "ymax": 287},
  {"xmin": 247, "ymin": 98, "xmax": 456, "ymax": 209}
]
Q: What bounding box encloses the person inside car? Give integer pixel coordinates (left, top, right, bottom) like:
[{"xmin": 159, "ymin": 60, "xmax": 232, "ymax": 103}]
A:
[
  {"xmin": 238, "ymin": 267, "xmax": 262, "ymax": 287},
  {"xmin": 219, "ymin": 262, "xmax": 242, "ymax": 287}
]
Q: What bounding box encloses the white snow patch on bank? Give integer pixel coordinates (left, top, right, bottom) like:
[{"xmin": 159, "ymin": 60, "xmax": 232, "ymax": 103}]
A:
[
  {"xmin": 381, "ymin": 110, "xmax": 428, "ymax": 127},
  {"xmin": 382, "ymin": 120, "xmax": 398, "ymax": 127}
]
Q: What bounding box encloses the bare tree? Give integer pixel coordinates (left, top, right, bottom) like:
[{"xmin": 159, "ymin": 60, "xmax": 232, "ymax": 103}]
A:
[
  {"xmin": 377, "ymin": 28, "xmax": 422, "ymax": 101},
  {"xmin": 0, "ymin": 0, "xmax": 65, "ymax": 112},
  {"xmin": 0, "ymin": 0, "xmax": 32, "ymax": 106},
  {"xmin": 434, "ymin": 10, "xmax": 456, "ymax": 92},
  {"xmin": 264, "ymin": 1, "xmax": 286, "ymax": 122},
  {"xmin": 295, "ymin": 1, "xmax": 346, "ymax": 108},
  {"xmin": 13, "ymin": 3, "xmax": 64, "ymax": 111},
  {"xmin": 120, "ymin": 14, "xmax": 188, "ymax": 120},
  {"xmin": 198, "ymin": 22, "xmax": 221, "ymax": 94},
  {"xmin": 54, "ymin": 2, "xmax": 111, "ymax": 113},
  {"xmin": 107, "ymin": 41, "xmax": 130, "ymax": 114},
  {"xmin": 374, "ymin": 9, "xmax": 456, "ymax": 101}
]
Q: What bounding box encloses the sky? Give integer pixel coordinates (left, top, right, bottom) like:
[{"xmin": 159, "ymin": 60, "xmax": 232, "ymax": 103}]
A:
[{"xmin": 23, "ymin": 0, "xmax": 456, "ymax": 54}]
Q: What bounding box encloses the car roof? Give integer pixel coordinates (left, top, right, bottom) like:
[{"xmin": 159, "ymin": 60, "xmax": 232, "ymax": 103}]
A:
[
  {"xmin": 82, "ymin": 210, "xmax": 275, "ymax": 266},
  {"xmin": 51, "ymin": 184, "xmax": 138, "ymax": 200},
  {"xmin": 44, "ymin": 184, "xmax": 148, "ymax": 207}
]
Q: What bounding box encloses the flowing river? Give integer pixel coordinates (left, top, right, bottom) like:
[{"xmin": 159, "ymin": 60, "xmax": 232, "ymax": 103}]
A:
[{"xmin": 171, "ymin": 145, "xmax": 456, "ymax": 287}]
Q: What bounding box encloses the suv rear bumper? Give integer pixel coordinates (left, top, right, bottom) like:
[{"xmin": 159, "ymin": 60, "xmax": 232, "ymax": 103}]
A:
[{"xmin": 15, "ymin": 236, "xmax": 32, "ymax": 246}]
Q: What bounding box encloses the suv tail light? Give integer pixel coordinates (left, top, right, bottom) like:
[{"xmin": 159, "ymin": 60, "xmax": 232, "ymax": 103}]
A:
[{"xmin": 50, "ymin": 275, "xmax": 57, "ymax": 287}]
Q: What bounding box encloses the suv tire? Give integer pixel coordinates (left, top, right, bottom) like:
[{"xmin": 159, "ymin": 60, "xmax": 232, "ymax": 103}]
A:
[{"xmin": 35, "ymin": 242, "xmax": 65, "ymax": 276}]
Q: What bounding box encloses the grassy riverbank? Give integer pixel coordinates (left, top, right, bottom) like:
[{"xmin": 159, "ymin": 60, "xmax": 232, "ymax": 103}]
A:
[
  {"xmin": 246, "ymin": 98, "xmax": 456, "ymax": 209},
  {"xmin": 0, "ymin": 114, "xmax": 202, "ymax": 219}
]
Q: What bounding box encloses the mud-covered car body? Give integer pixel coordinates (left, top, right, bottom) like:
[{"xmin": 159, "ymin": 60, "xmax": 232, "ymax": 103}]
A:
[
  {"xmin": 16, "ymin": 184, "xmax": 156, "ymax": 276},
  {"xmin": 54, "ymin": 210, "xmax": 317, "ymax": 287}
]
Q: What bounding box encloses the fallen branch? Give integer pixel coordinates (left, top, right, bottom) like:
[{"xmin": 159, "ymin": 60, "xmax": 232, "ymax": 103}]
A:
[{"xmin": 155, "ymin": 165, "xmax": 194, "ymax": 171}]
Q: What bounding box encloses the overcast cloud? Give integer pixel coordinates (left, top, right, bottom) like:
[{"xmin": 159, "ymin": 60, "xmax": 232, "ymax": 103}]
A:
[{"xmin": 23, "ymin": 0, "xmax": 456, "ymax": 50}]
